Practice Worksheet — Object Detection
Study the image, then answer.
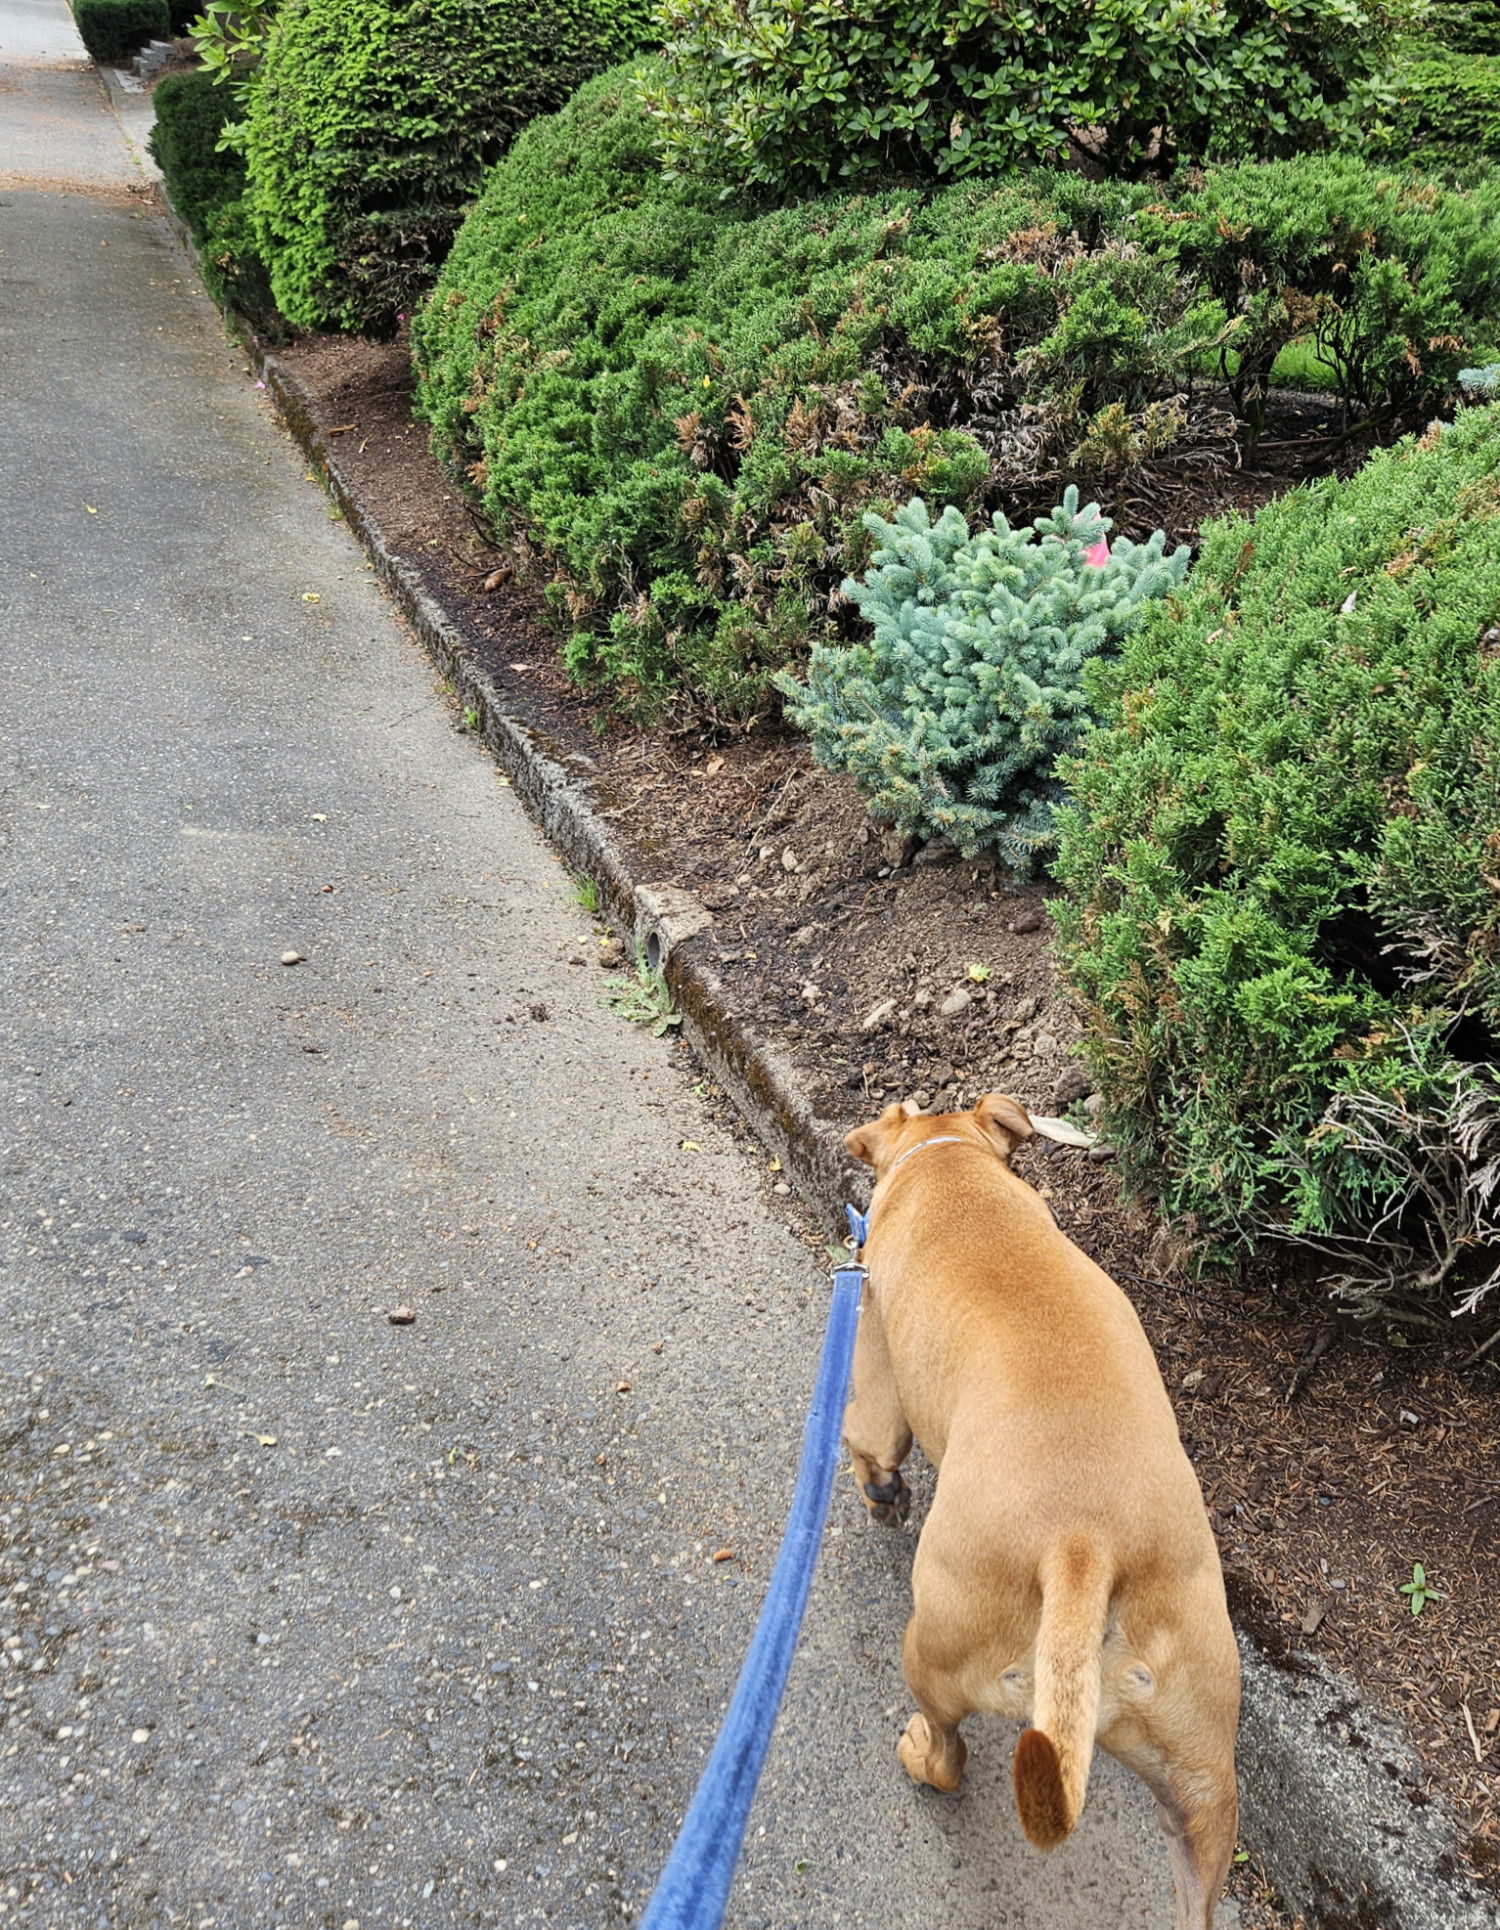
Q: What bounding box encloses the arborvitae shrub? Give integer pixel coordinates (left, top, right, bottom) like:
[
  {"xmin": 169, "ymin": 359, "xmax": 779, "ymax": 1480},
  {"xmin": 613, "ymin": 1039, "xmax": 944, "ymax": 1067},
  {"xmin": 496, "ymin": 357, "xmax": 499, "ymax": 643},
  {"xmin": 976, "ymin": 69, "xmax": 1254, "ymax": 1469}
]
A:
[
  {"xmin": 244, "ymin": 0, "xmax": 656, "ymax": 336},
  {"xmin": 416, "ymin": 74, "xmax": 1500, "ymax": 722},
  {"xmin": 1052, "ymin": 406, "xmax": 1500, "ymax": 1328},
  {"xmin": 777, "ymin": 491, "xmax": 1188, "ymax": 870},
  {"xmin": 73, "ymin": 0, "xmax": 169, "ymax": 61},
  {"xmin": 643, "ymin": 0, "xmax": 1420, "ymax": 193}
]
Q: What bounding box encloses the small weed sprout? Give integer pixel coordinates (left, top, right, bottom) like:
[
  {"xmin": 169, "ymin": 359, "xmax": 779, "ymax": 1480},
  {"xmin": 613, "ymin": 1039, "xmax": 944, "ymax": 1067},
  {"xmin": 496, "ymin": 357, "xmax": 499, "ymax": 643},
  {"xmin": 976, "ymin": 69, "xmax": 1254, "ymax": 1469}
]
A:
[
  {"xmin": 571, "ymin": 873, "xmax": 601, "ymax": 915},
  {"xmin": 462, "ymin": 705, "xmax": 480, "ymax": 731},
  {"xmin": 1399, "ymin": 1562, "xmax": 1446, "ymax": 1617},
  {"xmin": 602, "ymin": 955, "xmax": 681, "ymax": 1037}
]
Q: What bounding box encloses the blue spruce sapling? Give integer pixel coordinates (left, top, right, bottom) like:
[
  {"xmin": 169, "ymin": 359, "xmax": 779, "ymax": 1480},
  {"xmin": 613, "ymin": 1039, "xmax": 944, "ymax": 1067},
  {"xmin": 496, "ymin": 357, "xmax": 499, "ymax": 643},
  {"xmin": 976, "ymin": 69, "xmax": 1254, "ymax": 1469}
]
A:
[{"xmin": 777, "ymin": 488, "xmax": 1189, "ymax": 870}]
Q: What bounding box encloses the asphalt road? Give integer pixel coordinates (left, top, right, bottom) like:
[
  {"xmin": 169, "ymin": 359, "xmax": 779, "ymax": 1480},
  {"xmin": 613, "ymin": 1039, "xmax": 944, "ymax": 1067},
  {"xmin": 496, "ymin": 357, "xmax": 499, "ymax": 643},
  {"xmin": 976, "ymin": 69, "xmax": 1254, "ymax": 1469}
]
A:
[{"xmin": 0, "ymin": 9, "xmax": 1225, "ymax": 1926}]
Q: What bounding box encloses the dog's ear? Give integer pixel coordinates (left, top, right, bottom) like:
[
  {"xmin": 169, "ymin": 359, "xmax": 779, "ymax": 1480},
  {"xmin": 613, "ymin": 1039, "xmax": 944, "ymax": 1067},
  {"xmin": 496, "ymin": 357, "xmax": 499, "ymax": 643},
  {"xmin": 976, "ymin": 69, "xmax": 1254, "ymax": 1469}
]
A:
[
  {"xmin": 975, "ymin": 1092, "xmax": 1034, "ymax": 1157},
  {"xmin": 846, "ymin": 1102, "xmax": 911, "ymax": 1168}
]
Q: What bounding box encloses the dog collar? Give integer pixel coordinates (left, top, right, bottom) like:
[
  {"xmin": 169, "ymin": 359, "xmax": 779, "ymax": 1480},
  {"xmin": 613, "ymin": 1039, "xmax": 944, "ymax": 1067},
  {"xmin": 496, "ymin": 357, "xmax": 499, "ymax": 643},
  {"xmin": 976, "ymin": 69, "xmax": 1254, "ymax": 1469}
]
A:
[
  {"xmin": 847, "ymin": 1134, "xmax": 971, "ymax": 1248},
  {"xmin": 888, "ymin": 1133, "xmax": 968, "ymax": 1175}
]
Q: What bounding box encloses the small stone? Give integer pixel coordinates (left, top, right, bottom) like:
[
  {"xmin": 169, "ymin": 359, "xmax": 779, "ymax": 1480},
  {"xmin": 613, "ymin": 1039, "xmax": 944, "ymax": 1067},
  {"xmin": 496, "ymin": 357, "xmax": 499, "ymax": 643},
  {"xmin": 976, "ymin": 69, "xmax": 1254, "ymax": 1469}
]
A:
[
  {"xmin": 790, "ymin": 926, "xmax": 817, "ymax": 948},
  {"xmin": 280, "ymin": 949, "xmax": 304, "ymax": 966},
  {"xmin": 880, "ymin": 828, "xmax": 919, "ymax": 868},
  {"xmin": 1053, "ymin": 1062, "xmax": 1093, "ymax": 1108},
  {"xmin": 387, "ymin": 1306, "xmax": 416, "ymax": 1326},
  {"xmin": 910, "ymin": 1089, "xmax": 932, "ymax": 1110},
  {"xmin": 1010, "ymin": 909, "xmax": 1044, "ymax": 935},
  {"xmin": 482, "ymin": 567, "xmax": 513, "ymax": 592},
  {"xmin": 773, "ymin": 1181, "xmax": 790, "ymax": 1196},
  {"xmin": 939, "ymin": 988, "xmax": 972, "ymax": 1018},
  {"xmin": 1087, "ymin": 1143, "xmax": 1117, "ymax": 1162},
  {"xmin": 596, "ymin": 937, "xmax": 625, "ymax": 968},
  {"xmin": 616, "ymin": 1381, "xmax": 631, "ymax": 1394},
  {"xmin": 913, "ymin": 835, "xmax": 958, "ymax": 867},
  {"xmin": 781, "ymin": 847, "xmax": 800, "ymax": 873},
  {"xmin": 1083, "ymin": 1092, "xmax": 1105, "ymax": 1117},
  {"xmin": 861, "ymin": 998, "xmax": 896, "ymax": 1034},
  {"xmin": 131, "ymin": 1728, "xmax": 150, "ymax": 1744}
]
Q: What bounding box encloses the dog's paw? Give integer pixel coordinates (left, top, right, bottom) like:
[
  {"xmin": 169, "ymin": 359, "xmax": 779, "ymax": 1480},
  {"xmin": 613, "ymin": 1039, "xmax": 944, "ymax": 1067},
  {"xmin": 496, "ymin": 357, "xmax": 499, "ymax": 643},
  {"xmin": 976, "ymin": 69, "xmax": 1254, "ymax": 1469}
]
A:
[
  {"xmin": 862, "ymin": 1468, "xmax": 911, "ymax": 1526},
  {"xmin": 896, "ymin": 1713, "xmax": 966, "ymax": 1792}
]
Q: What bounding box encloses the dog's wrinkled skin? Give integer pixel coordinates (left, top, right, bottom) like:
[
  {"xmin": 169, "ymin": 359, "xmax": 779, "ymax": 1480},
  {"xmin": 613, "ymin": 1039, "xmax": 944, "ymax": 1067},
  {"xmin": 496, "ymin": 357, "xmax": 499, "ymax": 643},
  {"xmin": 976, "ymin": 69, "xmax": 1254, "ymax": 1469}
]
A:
[{"xmin": 845, "ymin": 1095, "xmax": 1240, "ymax": 1930}]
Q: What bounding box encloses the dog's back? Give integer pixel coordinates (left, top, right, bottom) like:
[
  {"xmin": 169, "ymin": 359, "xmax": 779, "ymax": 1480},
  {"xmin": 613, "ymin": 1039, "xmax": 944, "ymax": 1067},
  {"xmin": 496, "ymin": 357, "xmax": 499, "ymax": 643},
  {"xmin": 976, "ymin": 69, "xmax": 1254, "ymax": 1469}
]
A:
[{"xmin": 844, "ymin": 1095, "xmax": 1240, "ymax": 1929}]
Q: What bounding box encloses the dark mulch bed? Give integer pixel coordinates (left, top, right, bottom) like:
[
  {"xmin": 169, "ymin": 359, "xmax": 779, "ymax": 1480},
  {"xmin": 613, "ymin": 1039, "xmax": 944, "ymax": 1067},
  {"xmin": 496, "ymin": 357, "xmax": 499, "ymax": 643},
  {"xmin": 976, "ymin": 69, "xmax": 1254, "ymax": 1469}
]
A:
[{"xmin": 271, "ymin": 328, "xmax": 1500, "ymax": 1910}]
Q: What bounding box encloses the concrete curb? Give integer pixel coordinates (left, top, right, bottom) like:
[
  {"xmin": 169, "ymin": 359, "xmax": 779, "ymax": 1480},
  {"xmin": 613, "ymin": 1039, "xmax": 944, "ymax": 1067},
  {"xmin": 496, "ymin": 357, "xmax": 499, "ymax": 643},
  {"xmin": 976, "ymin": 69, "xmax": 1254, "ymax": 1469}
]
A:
[{"xmin": 155, "ymin": 197, "xmax": 1494, "ymax": 1930}]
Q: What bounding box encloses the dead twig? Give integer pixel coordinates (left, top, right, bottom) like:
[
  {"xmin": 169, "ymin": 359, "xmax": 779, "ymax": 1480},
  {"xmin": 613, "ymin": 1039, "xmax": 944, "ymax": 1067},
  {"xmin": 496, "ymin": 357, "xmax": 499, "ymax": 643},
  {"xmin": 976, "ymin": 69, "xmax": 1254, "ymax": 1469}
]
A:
[{"xmin": 1286, "ymin": 1323, "xmax": 1338, "ymax": 1403}]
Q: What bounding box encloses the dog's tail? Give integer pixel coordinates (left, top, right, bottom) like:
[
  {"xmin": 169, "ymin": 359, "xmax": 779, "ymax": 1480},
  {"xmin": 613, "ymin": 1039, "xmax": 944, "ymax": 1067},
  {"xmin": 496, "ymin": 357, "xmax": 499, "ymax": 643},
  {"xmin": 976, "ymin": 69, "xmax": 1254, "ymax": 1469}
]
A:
[{"xmin": 1012, "ymin": 1536, "xmax": 1111, "ymax": 1851}]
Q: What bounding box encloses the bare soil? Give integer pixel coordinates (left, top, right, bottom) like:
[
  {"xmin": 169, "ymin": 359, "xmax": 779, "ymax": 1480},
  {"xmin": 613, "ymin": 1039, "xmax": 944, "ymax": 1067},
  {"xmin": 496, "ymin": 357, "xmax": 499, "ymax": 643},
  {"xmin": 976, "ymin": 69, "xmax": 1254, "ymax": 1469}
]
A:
[{"xmin": 272, "ymin": 328, "xmax": 1500, "ymax": 1914}]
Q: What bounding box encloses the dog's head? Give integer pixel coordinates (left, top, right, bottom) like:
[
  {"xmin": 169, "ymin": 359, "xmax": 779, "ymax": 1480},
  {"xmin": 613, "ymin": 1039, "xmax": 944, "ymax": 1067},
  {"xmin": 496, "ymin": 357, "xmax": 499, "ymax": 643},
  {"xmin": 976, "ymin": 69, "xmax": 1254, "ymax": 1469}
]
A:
[{"xmin": 845, "ymin": 1092, "xmax": 1034, "ymax": 1177}]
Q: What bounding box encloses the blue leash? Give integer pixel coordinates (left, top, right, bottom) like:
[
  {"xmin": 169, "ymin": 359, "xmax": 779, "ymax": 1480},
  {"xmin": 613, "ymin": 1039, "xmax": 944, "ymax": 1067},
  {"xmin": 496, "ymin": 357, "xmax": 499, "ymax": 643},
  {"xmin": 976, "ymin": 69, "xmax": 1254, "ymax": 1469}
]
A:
[{"xmin": 639, "ymin": 1205, "xmax": 868, "ymax": 1930}]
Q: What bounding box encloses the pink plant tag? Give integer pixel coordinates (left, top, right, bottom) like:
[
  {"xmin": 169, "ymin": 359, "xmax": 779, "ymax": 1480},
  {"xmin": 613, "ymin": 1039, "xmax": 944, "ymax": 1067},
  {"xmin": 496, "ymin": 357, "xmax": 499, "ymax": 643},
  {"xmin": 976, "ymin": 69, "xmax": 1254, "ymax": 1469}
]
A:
[{"xmin": 1083, "ymin": 539, "xmax": 1110, "ymax": 569}]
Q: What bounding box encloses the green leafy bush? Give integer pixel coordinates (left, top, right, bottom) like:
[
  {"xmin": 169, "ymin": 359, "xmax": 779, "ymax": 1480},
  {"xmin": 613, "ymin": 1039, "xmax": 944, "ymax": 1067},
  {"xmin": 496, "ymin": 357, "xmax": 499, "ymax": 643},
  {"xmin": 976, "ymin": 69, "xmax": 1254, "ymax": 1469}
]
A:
[
  {"xmin": 416, "ymin": 73, "xmax": 1500, "ymax": 721},
  {"xmin": 777, "ymin": 490, "xmax": 1187, "ymax": 869},
  {"xmin": 73, "ymin": 0, "xmax": 168, "ymax": 61},
  {"xmin": 148, "ymin": 70, "xmax": 283, "ymax": 333},
  {"xmin": 244, "ymin": 0, "xmax": 656, "ymax": 337},
  {"xmin": 643, "ymin": 0, "xmax": 1420, "ymax": 193},
  {"xmin": 1052, "ymin": 405, "xmax": 1500, "ymax": 1328},
  {"xmin": 189, "ymin": 0, "xmax": 282, "ymax": 143}
]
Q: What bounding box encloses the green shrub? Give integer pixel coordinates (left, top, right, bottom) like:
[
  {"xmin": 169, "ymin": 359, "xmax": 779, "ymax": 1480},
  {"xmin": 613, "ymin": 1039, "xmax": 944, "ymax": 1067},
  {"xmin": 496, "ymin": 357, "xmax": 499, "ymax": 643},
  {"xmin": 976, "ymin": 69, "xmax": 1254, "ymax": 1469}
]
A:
[
  {"xmin": 73, "ymin": 0, "xmax": 169, "ymax": 61},
  {"xmin": 1427, "ymin": 1, "xmax": 1500, "ymax": 53},
  {"xmin": 1051, "ymin": 405, "xmax": 1500, "ymax": 1328},
  {"xmin": 643, "ymin": 0, "xmax": 1421, "ymax": 193},
  {"xmin": 1139, "ymin": 158, "xmax": 1500, "ymax": 444},
  {"xmin": 189, "ymin": 0, "xmax": 283, "ymax": 142},
  {"xmin": 243, "ymin": 0, "xmax": 656, "ymax": 336},
  {"xmin": 776, "ymin": 491, "xmax": 1187, "ymax": 869},
  {"xmin": 148, "ymin": 69, "xmax": 243, "ymax": 241},
  {"xmin": 167, "ymin": 0, "xmax": 200, "ymax": 30},
  {"xmin": 148, "ymin": 70, "xmax": 284, "ymax": 334},
  {"xmin": 1376, "ymin": 51, "xmax": 1500, "ymax": 172},
  {"xmin": 416, "ymin": 73, "xmax": 1500, "ymax": 721}
]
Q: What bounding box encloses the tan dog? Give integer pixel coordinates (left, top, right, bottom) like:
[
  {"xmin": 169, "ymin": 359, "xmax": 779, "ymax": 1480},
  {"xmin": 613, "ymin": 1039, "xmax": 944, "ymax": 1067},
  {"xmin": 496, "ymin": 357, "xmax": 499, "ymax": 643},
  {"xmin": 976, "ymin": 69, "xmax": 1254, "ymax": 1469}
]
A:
[{"xmin": 844, "ymin": 1094, "xmax": 1240, "ymax": 1930}]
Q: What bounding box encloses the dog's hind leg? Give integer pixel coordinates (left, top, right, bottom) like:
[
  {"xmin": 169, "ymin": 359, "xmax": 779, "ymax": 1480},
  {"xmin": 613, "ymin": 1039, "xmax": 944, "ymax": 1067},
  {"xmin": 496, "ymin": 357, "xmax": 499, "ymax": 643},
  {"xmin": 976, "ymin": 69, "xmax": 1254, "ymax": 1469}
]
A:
[
  {"xmin": 843, "ymin": 1289, "xmax": 913, "ymax": 1525},
  {"xmin": 1151, "ymin": 1775, "xmax": 1238, "ymax": 1930},
  {"xmin": 896, "ymin": 1605, "xmax": 972, "ymax": 1792}
]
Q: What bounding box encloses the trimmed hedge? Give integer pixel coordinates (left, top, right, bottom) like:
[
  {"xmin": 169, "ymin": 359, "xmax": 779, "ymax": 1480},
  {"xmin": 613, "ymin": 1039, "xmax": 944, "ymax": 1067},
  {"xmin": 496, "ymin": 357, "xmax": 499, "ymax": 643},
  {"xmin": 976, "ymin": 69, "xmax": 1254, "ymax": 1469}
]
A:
[
  {"xmin": 244, "ymin": 0, "xmax": 656, "ymax": 336},
  {"xmin": 644, "ymin": 0, "xmax": 1419, "ymax": 192},
  {"xmin": 1051, "ymin": 405, "xmax": 1500, "ymax": 1328},
  {"xmin": 149, "ymin": 69, "xmax": 242, "ymax": 240},
  {"xmin": 73, "ymin": 0, "xmax": 168, "ymax": 61},
  {"xmin": 415, "ymin": 71, "xmax": 1500, "ymax": 721},
  {"xmin": 148, "ymin": 70, "xmax": 283, "ymax": 335}
]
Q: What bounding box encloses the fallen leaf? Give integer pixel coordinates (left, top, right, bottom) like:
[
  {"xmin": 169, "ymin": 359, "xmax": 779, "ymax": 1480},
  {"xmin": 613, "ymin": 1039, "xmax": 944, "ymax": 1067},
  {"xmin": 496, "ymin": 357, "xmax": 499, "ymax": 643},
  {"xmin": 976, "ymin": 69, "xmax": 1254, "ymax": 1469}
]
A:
[
  {"xmin": 256, "ymin": 1434, "xmax": 278, "ymax": 1447},
  {"xmin": 768, "ymin": 1156, "xmax": 782, "ymax": 1173},
  {"xmin": 705, "ymin": 755, "xmax": 724, "ymax": 776},
  {"xmin": 301, "ymin": 592, "xmax": 321, "ymax": 603},
  {"xmin": 86, "ymin": 505, "xmax": 98, "ymax": 515},
  {"xmin": 615, "ymin": 1381, "xmax": 631, "ymax": 1394},
  {"xmin": 681, "ymin": 1139, "xmax": 702, "ymax": 1153}
]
